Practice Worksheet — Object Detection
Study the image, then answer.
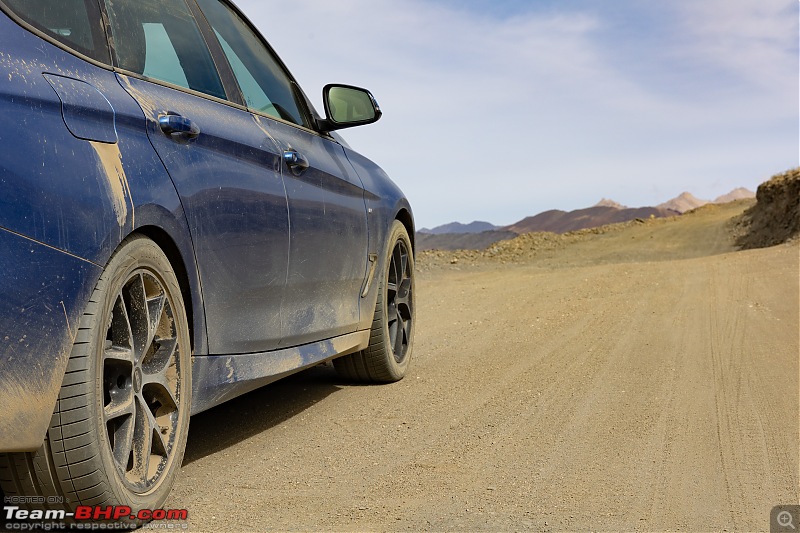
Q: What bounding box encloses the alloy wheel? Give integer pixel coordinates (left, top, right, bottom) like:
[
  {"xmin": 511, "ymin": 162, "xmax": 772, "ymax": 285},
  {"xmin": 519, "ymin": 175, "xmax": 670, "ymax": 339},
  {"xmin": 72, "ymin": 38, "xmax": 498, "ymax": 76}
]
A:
[
  {"xmin": 102, "ymin": 270, "xmax": 184, "ymax": 493},
  {"xmin": 386, "ymin": 240, "xmax": 413, "ymax": 363}
]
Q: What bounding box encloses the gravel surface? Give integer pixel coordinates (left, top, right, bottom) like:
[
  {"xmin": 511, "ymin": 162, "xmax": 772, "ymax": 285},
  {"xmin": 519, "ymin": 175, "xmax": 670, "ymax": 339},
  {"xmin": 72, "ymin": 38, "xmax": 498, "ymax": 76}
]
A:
[{"xmin": 161, "ymin": 200, "xmax": 798, "ymax": 532}]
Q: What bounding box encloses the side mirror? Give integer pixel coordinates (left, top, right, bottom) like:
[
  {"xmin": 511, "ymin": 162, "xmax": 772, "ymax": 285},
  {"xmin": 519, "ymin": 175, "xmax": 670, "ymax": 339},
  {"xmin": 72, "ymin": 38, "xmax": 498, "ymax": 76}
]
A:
[{"xmin": 318, "ymin": 84, "xmax": 382, "ymax": 132}]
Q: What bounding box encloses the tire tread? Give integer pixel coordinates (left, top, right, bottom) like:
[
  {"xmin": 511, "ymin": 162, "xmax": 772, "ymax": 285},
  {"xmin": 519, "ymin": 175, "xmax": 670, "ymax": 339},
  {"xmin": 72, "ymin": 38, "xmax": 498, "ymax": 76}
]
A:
[{"xmin": 0, "ymin": 235, "xmax": 190, "ymax": 519}]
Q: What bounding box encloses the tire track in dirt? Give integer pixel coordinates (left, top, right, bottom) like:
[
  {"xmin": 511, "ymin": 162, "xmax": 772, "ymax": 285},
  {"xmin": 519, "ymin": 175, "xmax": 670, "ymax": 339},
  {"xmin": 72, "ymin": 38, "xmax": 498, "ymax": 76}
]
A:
[{"xmin": 159, "ymin": 207, "xmax": 797, "ymax": 532}]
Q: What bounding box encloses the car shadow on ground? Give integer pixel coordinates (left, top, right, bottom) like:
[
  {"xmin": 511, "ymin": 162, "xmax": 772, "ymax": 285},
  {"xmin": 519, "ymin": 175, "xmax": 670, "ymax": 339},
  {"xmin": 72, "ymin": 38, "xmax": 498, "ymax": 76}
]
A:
[{"xmin": 181, "ymin": 363, "xmax": 349, "ymax": 465}]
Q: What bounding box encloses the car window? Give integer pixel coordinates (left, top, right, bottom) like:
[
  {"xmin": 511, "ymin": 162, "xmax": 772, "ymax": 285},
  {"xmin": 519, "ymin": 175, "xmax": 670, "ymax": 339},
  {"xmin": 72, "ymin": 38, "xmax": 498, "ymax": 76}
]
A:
[
  {"xmin": 194, "ymin": 0, "xmax": 309, "ymax": 127},
  {"xmin": 104, "ymin": 0, "xmax": 226, "ymax": 100},
  {"xmin": 141, "ymin": 23, "xmax": 190, "ymax": 89},
  {"xmin": 1, "ymin": 0, "xmax": 110, "ymax": 63}
]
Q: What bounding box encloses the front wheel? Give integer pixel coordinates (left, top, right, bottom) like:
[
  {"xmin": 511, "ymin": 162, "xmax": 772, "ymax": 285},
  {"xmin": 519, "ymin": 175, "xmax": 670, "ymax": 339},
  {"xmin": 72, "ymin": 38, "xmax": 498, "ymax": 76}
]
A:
[{"xmin": 334, "ymin": 220, "xmax": 415, "ymax": 382}]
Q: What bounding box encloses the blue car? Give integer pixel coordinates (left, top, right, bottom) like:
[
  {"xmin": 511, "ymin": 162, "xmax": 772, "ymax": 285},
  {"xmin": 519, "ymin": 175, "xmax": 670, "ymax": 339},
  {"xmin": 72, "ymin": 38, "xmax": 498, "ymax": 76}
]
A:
[{"xmin": 0, "ymin": 0, "xmax": 414, "ymax": 520}]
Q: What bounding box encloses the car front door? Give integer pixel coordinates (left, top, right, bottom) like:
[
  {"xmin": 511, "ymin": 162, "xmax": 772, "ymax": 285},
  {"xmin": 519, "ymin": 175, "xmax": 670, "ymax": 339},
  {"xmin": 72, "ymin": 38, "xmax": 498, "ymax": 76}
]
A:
[
  {"xmin": 262, "ymin": 119, "xmax": 370, "ymax": 347},
  {"xmin": 194, "ymin": 0, "xmax": 369, "ymax": 347},
  {"xmin": 103, "ymin": 0, "xmax": 289, "ymax": 355}
]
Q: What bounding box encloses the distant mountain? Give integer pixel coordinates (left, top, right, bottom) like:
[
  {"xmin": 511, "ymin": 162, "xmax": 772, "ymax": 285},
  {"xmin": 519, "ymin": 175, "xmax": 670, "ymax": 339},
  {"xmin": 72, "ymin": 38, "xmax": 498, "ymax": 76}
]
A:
[
  {"xmin": 416, "ymin": 187, "xmax": 755, "ymax": 252},
  {"xmin": 417, "ymin": 230, "xmax": 517, "ymax": 251},
  {"xmin": 503, "ymin": 206, "xmax": 678, "ymax": 235},
  {"xmin": 656, "ymin": 188, "xmax": 756, "ymax": 214},
  {"xmin": 657, "ymin": 192, "xmax": 709, "ymax": 214},
  {"xmin": 418, "ymin": 220, "xmax": 498, "ymax": 235},
  {"xmin": 594, "ymin": 198, "xmax": 627, "ymax": 209},
  {"xmin": 714, "ymin": 187, "xmax": 755, "ymax": 204}
]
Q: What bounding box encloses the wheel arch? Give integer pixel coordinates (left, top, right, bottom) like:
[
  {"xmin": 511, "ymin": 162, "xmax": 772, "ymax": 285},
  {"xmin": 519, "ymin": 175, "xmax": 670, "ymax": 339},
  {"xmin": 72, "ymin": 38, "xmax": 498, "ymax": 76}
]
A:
[
  {"xmin": 395, "ymin": 208, "xmax": 415, "ymax": 253},
  {"xmin": 133, "ymin": 225, "xmax": 201, "ymax": 354}
]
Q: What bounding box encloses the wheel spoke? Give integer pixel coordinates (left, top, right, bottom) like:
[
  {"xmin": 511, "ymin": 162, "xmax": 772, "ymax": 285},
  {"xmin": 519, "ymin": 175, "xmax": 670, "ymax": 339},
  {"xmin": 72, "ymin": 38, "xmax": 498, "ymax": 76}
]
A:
[
  {"xmin": 387, "ymin": 280, "xmax": 398, "ymax": 296},
  {"xmin": 397, "ymin": 299, "xmax": 412, "ymax": 320},
  {"xmin": 130, "ymin": 396, "xmax": 153, "ymax": 484},
  {"xmin": 143, "ymin": 335, "xmax": 178, "ymax": 378},
  {"xmin": 145, "ymin": 292, "xmax": 166, "ymax": 355},
  {"xmin": 401, "ymin": 315, "xmax": 412, "ymax": 346},
  {"xmin": 143, "ymin": 402, "xmax": 169, "ymax": 476},
  {"xmin": 124, "ymin": 274, "xmax": 149, "ymax": 360},
  {"xmin": 104, "ymin": 390, "xmax": 135, "ymax": 422},
  {"xmin": 108, "ymin": 295, "xmax": 134, "ymax": 353},
  {"xmin": 394, "ymin": 281, "xmax": 411, "ymax": 310},
  {"xmin": 109, "ymin": 413, "xmax": 135, "ymax": 469},
  {"xmin": 104, "ymin": 345, "xmax": 134, "ymax": 364},
  {"xmin": 392, "ymin": 247, "xmax": 402, "ymax": 283},
  {"xmin": 387, "ymin": 300, "xmax": 398, "ymax": 325},
  {"xmin": 150, "ymin": 412, "xmax": 170, "ymax": 458},
  {"xmin": 393, "ymin": 315, "xmax": 406, "ymax": 356},
  {"xmin": 143, "ymin": 360, "xmax": 180, "ymax": 414},
  {"xmin": 399, "ymin": 250, "xmax": 408, "ymax": 282},
  {"xmin": 398, "ymin": 277, "xmax": 412, "ymax": 297}
]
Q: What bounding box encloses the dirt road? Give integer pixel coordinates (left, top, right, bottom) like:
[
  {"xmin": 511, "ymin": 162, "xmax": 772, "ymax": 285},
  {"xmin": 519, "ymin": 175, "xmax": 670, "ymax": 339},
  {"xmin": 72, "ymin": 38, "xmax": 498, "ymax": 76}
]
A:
[{"xmin": 165, "ymin": 202, "xmax": 798, "ymax": 531}]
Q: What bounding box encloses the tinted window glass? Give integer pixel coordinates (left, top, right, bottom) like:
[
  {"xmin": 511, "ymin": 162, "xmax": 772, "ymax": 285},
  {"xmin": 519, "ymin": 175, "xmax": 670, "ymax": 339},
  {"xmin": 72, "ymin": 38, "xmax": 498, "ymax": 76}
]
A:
[
  {"xmin": 195, "ymin": 0, "xmax": 308, "ymax": 127},
  {"xmin": 142, "ymin": 23, "xmax": 190, "ymax": 88},
  {"xmin": 1, "ymin": 0, "xmax": 110, "ymax": 63},
  {"xmin": 104, "ymin": 0, "xmax": 226, "ymax": 100}
]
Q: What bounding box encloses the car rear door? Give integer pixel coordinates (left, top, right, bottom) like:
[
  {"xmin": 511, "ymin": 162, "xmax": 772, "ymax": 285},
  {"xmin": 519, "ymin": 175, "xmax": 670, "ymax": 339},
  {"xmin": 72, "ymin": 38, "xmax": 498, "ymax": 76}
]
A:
[
  {"xmin": 103, "ymin": 0, "xmax": 289, "ymax": 355},
  {"xmin": 193, "ymin": 0, "xmax": 369, "ymax": 347}
]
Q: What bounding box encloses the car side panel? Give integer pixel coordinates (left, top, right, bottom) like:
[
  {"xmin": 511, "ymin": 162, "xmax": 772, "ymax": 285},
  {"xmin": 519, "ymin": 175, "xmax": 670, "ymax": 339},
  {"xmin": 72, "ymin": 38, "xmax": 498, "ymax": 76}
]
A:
[
  {"xmin": 254, "ymin": 117, "xmax": 369, "ymax": 348},
  {"xmin": 0, "ymin": 23, "xmax": 129, "ymax": 262},
  {"xmin": 0, "ymin": 11, "xmax": 199, "ymax": 274},
  {"xmin": 117, "ymin": 75, "xmax": 292, "ymax": 356},
  {"xmin": 0, "ymin": 228, "xmax": 101, "ymax": 451},
  {"xmin": 340, "ymin": 147, "xmax": 414, "ymax": 331},
  {"xmin": 191, "ymin": 330, "xmax": 369, "ymax": 415},
  {"xmin": 0, "ymin": 11, "xmax": 209, "ymax": 450}
]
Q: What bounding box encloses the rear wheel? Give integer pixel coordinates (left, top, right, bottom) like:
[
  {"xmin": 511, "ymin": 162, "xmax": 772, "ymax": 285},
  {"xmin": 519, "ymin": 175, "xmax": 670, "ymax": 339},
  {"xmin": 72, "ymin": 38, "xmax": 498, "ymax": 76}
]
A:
[
  {"xmin": 0, "ymin": 236, "xmax": 191, "ymax": 522},
  {"xmin": 334, "ymin": 220, "xmax": 415, "ymax": 382}
]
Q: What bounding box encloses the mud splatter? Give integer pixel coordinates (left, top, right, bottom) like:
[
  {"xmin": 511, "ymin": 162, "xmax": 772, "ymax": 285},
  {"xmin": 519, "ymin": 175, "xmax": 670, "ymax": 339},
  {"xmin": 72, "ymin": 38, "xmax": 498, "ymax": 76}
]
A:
[
  {"xmin": 117, "ymin": 74, "xmax": 159, "ymax": 119},
  {"xmin": 89, "ymin": 141, "xmax": 134, "ymax": 230},
  {"xmin": 0, "ymin": 376, "xmax": 62, "ymax": 451}
]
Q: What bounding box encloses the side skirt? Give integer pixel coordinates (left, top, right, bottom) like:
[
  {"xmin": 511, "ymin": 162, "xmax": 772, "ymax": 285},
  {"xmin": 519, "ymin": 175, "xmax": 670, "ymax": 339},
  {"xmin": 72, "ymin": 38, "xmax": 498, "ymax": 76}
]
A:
[{"xmin": 190, "ymin": 330, "xmax": 370, "ymax": 415}]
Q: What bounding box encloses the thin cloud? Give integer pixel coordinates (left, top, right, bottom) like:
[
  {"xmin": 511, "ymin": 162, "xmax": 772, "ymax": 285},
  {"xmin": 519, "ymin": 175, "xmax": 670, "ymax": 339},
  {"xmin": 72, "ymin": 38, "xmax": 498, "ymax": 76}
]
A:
[
  {"xmin": 673, "ymin": 0, "xmax": 797, "ymax": 90},
  {"xmin": 237, "ymin": 0, "xmax": 798, "ymax": 227}
]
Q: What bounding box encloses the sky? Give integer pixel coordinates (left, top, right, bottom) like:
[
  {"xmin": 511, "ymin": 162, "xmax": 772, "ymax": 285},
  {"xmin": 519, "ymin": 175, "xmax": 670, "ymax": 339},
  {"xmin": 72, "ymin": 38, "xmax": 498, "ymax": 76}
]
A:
[{"xmin": 237, "ymin": 0, "xmax": 799, "ymax": 229}]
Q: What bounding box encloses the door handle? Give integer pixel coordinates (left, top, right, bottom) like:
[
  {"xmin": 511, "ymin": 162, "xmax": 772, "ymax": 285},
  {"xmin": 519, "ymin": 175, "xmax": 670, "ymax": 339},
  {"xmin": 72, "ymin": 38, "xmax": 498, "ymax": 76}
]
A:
[
  {"xmin": 283, "ymin": 150, "xmax": 309, "ymax": 174},
  {"xmin": 159, "ymin": 114, "xmax": 200, "ymax": 140}
]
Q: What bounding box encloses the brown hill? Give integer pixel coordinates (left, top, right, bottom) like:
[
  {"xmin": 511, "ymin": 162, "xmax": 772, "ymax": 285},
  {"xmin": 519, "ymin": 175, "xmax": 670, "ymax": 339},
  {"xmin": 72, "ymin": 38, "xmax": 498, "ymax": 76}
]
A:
[
  {"xmin": 418, "ymin": 220, "xmax": 498, "ymax": 235},
  {"xmin": 594, "ymin": 198, "xmax": 627, "ymax": 209},
  {"xmin": 417, "ymin": 230, "xmax": 516, "ymax": 251},
  {"xmin": 734, "ymin": 168, "xmax": 800, "ymax": 249},
  {"xmin": 503, "ymin": 205, "xmax": 678, "ymax": 235},
  {"xmin": 657, "ymin": 192, "xmax": 709, "ymax": 214},
  {"xmin": 417, "ymin": 198, "xmax": 757, "ymax": 270},
  {"xmin": 714, "ymin": 187, "xmax": 755, "ymax": 204}
]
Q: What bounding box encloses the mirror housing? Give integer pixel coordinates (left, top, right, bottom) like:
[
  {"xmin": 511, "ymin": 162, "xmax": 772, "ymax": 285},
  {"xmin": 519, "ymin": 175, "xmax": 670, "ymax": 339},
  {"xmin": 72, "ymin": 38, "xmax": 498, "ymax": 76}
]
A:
[{"xmin": 317, "ymin": 84, "xmax": 382, "ymax": 132}]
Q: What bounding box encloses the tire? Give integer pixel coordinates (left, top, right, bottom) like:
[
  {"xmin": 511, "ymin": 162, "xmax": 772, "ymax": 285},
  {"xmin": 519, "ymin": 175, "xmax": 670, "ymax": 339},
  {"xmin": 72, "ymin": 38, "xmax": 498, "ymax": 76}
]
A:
[
  {"xmin": 0, "ymin": 236, "xmax": 191, "ymax": 524},
  {"xmin": 334, "ymin": 220, "xmax": 415, "ymax": 382}
]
